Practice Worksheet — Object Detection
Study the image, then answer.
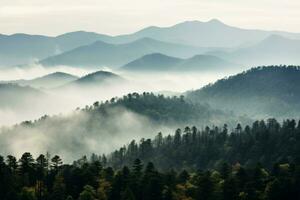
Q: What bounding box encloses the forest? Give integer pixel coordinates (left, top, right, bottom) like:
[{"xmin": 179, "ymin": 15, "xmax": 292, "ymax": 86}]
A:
[
  {"xmin": 0, "ymin": 119, "xmax": 299, "ymax": 200},
  {"xmin": 187, "ymin": 65, "xmax": 300, "ymax": 118},
  {"xmin": 108, "ymin": 119, "xmax": 300, "ymax": 170}
]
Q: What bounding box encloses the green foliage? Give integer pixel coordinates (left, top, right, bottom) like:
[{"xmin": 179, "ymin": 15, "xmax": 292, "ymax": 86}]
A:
[
  {"xmin": 188, "ymin": 65, "xmax": 300, "ymax": 118},
  {"xmin": 79, "ymin": 185, "xmax": 97, "ymax": 200},
  {"xmin": 0, "ymin": 119, "xmax": 299, "ymax": 200},
  {"xmin": 109, "ymin": 119, "xmax": 300, "ymax": 171},
  {"xmin": 88, "ymin": 92, "xmax": 234, "ymax": 125}
]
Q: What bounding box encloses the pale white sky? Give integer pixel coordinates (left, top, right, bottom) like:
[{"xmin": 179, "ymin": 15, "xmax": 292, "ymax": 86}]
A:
[{"xmin": 0, "ymin": 0, "xmax": 299, "ymax": 36}]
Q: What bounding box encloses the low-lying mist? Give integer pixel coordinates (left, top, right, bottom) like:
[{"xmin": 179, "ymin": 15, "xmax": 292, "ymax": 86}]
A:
[
  {"xmin": 0, "ymin": 64, "xmax": 246, "ymax": 161},
  {"xmin": 0, "ymin": 64, "xmax": 239, "ymax": 126},
  {"xmin": 0, "ymin": 106, "xmax": 174, "ymax": 162}
]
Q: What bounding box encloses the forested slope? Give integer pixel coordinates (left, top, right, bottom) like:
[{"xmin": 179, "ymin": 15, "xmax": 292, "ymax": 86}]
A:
[{"xmin": 187, "ymin": 65, "xmax": 300, "ymax": 118}]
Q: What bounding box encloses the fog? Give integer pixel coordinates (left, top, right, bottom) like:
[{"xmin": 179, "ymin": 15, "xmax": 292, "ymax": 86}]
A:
[
  {"xmin": 0, "ymin": 106, "xmax": 177, "ymax": 162},
  {"xmin": 0, "ymin": 64, "xmax": 239, "ymax": 126},
  {"xmin": 0, "ymin": 63, "xmax": 93, "ymax": 81},
  {"xmin": 0, "ymin": 64, "xmax": 242, "ymax": 161}
]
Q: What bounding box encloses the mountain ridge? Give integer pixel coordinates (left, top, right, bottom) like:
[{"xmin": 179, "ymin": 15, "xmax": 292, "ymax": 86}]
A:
[
  {"xmin": 187, "ymin": 65, "xmax": 300, "ymax": 118},
  {"xmin": 1, "ymin": 19, "xmax": 300, "ymax": 66},
  {"xmin": 122, "ymin": 53, "xmax": 238, "ymax": 71}
]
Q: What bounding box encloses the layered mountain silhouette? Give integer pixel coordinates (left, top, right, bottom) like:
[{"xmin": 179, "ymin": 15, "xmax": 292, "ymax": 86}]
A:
[
  {"xmin": 122, "ymin": 53, "xmax": 238, "ymax": 71},
  {"xmin": 0, "ymin": 83, "xmax": 45, "ymax": 109},
  {"xmin": 209, "ymin": 35, "xmax": 300, "ymax": 65},
  {"xmin": 1, "ymin": 19, "xmax": 300, "ymax": 67},
  {"xmin": 0, "ymin": 31, "xmax": 113, "ymax": 66},
  {"xmin": 40, "ymin": 38, "xmax": 208, "ymax": 68},
  {"xmin": 110, "ymin": 19, "xmax": 300, "ymax": 47},
  {"xmin": 187, "ymin": 66, "xmax": 300, "ymax": 118},
  {"xmin": 62, "ymin": 70, "xmax": 125, "ymax": 88},
  {"xmin": 3, "ymin": 72, "xmax": 78, "ymax": 89}
]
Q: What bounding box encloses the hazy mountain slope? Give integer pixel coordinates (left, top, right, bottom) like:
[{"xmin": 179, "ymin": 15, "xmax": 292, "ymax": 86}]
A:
[
  {"xmin": 54, "ymin": 31, "xmax": 113, "ymax": 52},
  {"xmin": 40, "ymin": 38, "xmax": 208, "ymax": 67},
  {"xmin": 0, "ymin": 93, "xmax": 247, "ymax": 159},
  {"xmin": 178, "ymin": 54, "xmax": 238, "ymax": 71},
  {"xmin": 122, "ymin": 53, "xmax": 183, "ymax": 70},
  {"xmin": 2, "ymin": 19, "xmax": 300, "ymax": 67},
  {"xmin": 3, "ymin": 72, "xmax": 79, "ymax": 89},
  {"xmin": 209, "ymin": 35, "xmax": 300, "ymax": 66},
  {"xmin": 0, "ymin": 31, "xmax": 114, "ymax": 66},
  {"xmin": 68, "ymin": 70, "xmax": 124, "ymax": 86},
  {"xmin": 113, "ymin": 19, "xmax": 300, "ymax": 47},
  {"xmin": 187, "ymin": 66, "xmax": 300, "ymax": 118},
  {"xmin": 0, "ymin": 84, "xmax": 45, "ymax": 109},
  {"xmin": 0, "ymin": 34, "xmax": 57, "ymax": 66},
  {"xmin": 122, "ymin": 53, "xmax": 238, "ymax": 71}
]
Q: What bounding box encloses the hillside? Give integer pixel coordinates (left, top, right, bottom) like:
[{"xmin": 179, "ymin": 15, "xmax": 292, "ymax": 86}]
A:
[
  {"xmin": 1, "ymin": 118, "xmax": 299, "ymax": 200},
  {"xmin": 187, "ymin": 66, "xmax": 300, "ymax": 118},
  {"xmin": 3, "ymin": 72, "xmax": 78, "ymax": 89},
  {"xmin": 122, "ymin": 53, "xmax": 238, "ymax": 71},
  {"xmin": 0, "ymin": 83, "xmax": 44, "ymax": 108},
  {"xmin": 110, "ymin": 119, "xmax": 300, "ymax": 170},
  {"xmin": 40, "ymin": 38, "xmax": 206, "ymax": 68},
  {"xmin": 0, "ymin": 93, "xmax": 246, "ymax": 160},
  {"xmin": 0, "ymin": 32, "xmax": 113, "ymax": 66},
  {"xmin": 210, "ymin": 35, "xmax": 300, "ymax": 66},
  {"xmin": 112, "ymin": 19, "xmax": 300, "ymax": 47},
  {"xmin": 63, "ymin": 70, "xmax": 124, "ymax": 87},
  {"xmin": 2, "ymin": 19, "xmax": 300, "ymax": 67},
  {"xmin": 122, "ymin": 53, "xmax": 183, "ymax": 70}
]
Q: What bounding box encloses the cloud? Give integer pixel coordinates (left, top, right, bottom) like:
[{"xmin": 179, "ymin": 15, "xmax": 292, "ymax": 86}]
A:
[{"xmin": 0, "ymin": 106, "xmax": 173, "ymax": 162}]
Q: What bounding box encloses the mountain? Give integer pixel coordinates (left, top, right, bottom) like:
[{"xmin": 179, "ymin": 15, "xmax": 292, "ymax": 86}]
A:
[
  {"xmin": 110, "ymin": 119, "xmax": 300, "ymax": 170},
  {"xmin": 0, "ymin": 93, "xmax": 246, "ymax": 159},
  {"xmin": 187, "ymin": 66, "xmax": 300, "ymax": 118},
  {"xmin": 0, "ymin": 34, "xmax": 56, "ymax": 66},
  {"xmin": 0, "ymin": 83, "xmax": 44, "ymax": 109},
  {"xmin": 122, "ymin": 53, "xmax": 238, "ymax": 71},
  {"xmin": 54, "ymin": 31, "xmax": 113, "ymax": 51},
  {"xmin": 209, "ymin": 35, "xmax": 300, "ymax": 66},
  {"xmin": 64, "ymin": 70, "xmax": 124, "ymax": 87},
  {"xmin": 2, "ymin": 19, "xmax": 300, "ymax": 67},
  {"xmin": 40, "ymin": 38, "xmax": 209, "ymax": 68},
  {"xmin": 178, "ymin": 54, "xmax": 238, "ymax": 71},
  {"xmin": 0, "ymin": 31, "xmax": 114, "ymax": 66},
  {"xmin": 113, "ymin": 19, "xmax": 300, "ymax": 47},
  {"xmin": 3, "ymin": 72, "xmax": 79, "ymax": 89},
  {"xmin": 122, "ymin": 53, "xmax": 183, "ymax": 70}
]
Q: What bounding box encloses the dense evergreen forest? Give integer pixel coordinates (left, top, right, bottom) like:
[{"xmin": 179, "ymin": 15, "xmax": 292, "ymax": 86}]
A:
[
  {"xmin": 1, "ymin": 154, "xmax": 299, "ymax": 200},
  {"xmin": 1, "ymin": 119, "xmax": 299, "ymax": 200},
  {"xmin": 87, "ymin": 92, "xmax": 235, "ymax": 124},
  {"xmin": 14, "ymin": 92, "xmax": 241, "ymax": 127},
  {"xmin": 0, "ymin": 92, "xmax": 246, "ymax": 163},
  {"xmin": 108, "ymin": 119, "xmax": 300, "ymax": 170},
  {"xmin": 187, "ymin": 65, "xmax": 300, "ymax": 118}
]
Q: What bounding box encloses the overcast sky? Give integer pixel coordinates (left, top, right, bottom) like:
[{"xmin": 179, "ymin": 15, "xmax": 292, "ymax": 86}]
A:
[{"xmin": 0, "ymin": 0, "xmax": 299, "ymax": 36}]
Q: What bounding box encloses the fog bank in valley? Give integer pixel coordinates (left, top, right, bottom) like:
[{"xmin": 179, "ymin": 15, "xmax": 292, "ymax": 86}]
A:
[
  {"xmin": 0, "ymin": 107, "xmax": 175, "ymax": 162},
  {"xmin": 0, "ymin": 64, "xmax": 237, "ymax": 126},
  {"xmin": 0, "ymin": 64, "xmax": 242, "ymax": 161}
]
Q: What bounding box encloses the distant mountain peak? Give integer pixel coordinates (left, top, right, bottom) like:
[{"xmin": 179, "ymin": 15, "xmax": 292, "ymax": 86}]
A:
[
  {"xmin": 207, "ymin": 19, "xmax": 224, "ymax": 24},
  {"xmin": 40, "ymin": 71, "xmax": 78, "ymax": 78},
  {"xmin": 257, "ymin": 34, "xmax": 297, "ymax": 48},
  {"xmin": 77, "ymin": 70, "xmax": 122, "ymax": 82},
  {"xmin": 143, "ymin": 52, "xmax": 174, "ymax": 58},
  {"xmin": 174, "ymin": 19, "xmax": 225, "ymax": 28},
  {"xmin": 263, "ymin": 34, "xmax": 289, "ymax": 42},
  {"xmin": 190, "ymin": 54, "xmax": 218, "ymax": 59},
  {"xmin": 122, "ymin": 52, "xmax": 236, "ymax": 71},
  {"xmin": 56, "ymin": 30, "xmax": 109, "ymax": 38}
]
